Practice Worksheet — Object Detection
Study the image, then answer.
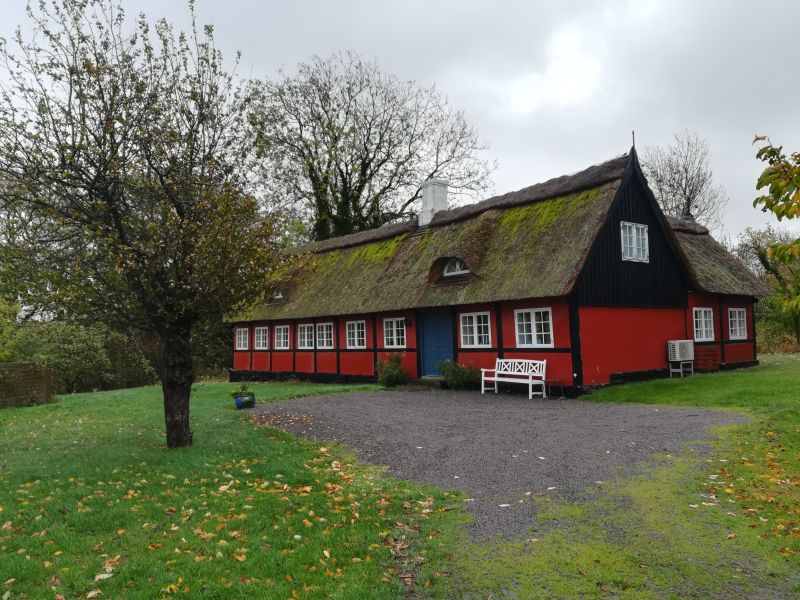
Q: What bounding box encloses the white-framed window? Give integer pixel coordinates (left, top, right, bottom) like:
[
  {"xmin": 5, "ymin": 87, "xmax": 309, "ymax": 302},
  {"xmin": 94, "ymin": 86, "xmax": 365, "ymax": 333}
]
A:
[
  {"xmin": 346, "ymin": 320, "xmax": 366, "ymax": 349},
  {"xmin": 254, "ymin": 326, "xmax": 269, "ymax": 350},
  {"xmin": 316, "ymin": 322, "xmax": 334, "ymax": 349},
  {"xmin": 298, "ymin": 323, "xmax": 315, "ymax": 349},
  {"xmin": 729, "ymin": 308, "xmax": 747, "ymax": 340},
  {"xmin": 460, "ymin": 311, "xmax": 491, "ymax": 348},
  {"xmin": 383, "ymin": 317, "xmax": 406, "ymax": 348},
  {"xmin": 621, "ymin": 221, "xmax": 649, "ymax": 263},
  {"xmin": 515, "ymin": 308, "xmax": 554, "ymax": 348},
  {"xmin": 235, "ymin": 327, "xmax": 249, "ymax": 351},
  {"xmin": 693, "ymin": 307, "xmax": 715, "ymax": 342},
  {"xmin": 274, "ymin": 325, "xmax": 290, "ymax": 350},
  {"xmin": 443, "ymin": 258, "xmax": 469, "ymax": 277}
]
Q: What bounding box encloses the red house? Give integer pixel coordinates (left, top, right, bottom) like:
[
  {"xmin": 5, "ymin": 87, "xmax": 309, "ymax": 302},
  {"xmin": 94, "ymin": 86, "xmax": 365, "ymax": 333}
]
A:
[{"xmin": 229, "ymin": 149, "xmax": 765, "ymax": 391}]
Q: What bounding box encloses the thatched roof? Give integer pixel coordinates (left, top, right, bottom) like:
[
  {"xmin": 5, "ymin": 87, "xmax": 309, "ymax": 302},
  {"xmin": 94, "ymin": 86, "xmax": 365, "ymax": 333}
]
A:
[
  {"xmin": 667, "ymin": 216, "xmax": 768, "ymax": 297},
  {"xmin": 242, "ymin": 155, "xmax": 628, "ymax": 321},
  {"xmin": 232, "ymin": 155, "xmax": 765, "ymax": 323}
]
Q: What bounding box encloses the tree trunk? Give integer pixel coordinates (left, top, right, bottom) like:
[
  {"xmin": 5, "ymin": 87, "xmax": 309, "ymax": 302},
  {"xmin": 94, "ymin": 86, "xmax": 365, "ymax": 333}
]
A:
[{"xmin": 160, "ymin": 330, "xmax": 195, "ymax": 448}]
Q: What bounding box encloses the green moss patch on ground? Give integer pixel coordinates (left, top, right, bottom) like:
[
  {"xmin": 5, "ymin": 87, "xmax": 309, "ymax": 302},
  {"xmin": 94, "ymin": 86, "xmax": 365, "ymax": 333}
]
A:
[
  {"xmin": 0, "ymin": 382, "xmax": 464, "ymax": 599},
  {"xmin": 441, "ymin": 355, "xmax": 800, "ymax": 599}
]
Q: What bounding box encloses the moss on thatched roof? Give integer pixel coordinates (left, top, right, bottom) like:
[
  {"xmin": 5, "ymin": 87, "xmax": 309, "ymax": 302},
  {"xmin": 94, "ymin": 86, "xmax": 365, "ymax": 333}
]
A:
[
  {"xmin": 668, "ymin": 216, "xmax": 767, "ymax": 297},
  {"xmin": 241, "ymin": 169, "xmax": 624, "ymax": 321}
]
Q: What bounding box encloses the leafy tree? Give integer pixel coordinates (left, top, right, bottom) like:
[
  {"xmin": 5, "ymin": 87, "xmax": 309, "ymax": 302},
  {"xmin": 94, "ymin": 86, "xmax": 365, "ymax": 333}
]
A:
[
  {"xmin": 641, "ymin": 131, "xmax": 728, "ymax": 232},
  {"xmin": 737, "ymin": 226, "xmax": 800, "ymax": 347},
  {"xmin": 0, "ymin": 0, "xmax": 279, "ymax": 446},
  {"xmin": 753, "ymin": 139, "xmax": 800, "ymax": 272},
  {"xmin": 249, "ymin": 51, "xmax": 495, "ymax": 241}
]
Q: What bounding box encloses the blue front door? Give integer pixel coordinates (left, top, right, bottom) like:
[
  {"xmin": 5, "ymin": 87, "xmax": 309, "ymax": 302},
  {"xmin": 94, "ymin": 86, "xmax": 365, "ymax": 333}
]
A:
[{"xmin": 420, "ymin": 309, "xmax": 454, "ymax": 376}]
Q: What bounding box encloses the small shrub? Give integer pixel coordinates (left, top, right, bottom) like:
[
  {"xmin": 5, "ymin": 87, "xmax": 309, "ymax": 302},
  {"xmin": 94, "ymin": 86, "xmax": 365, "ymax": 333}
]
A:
[
  {"xmin": 437, "ymin": 360, "xmax": 480, "ymax": 390},
  {"xmin": 376, "ymin": 354, "xmax": 408, "ymax": 387}
]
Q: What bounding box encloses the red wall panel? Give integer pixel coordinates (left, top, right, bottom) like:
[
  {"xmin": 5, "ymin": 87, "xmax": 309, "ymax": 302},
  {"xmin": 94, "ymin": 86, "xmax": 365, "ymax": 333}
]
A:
[
  {"xmin": 251, "ymin": 352, "xmax": 270, "ymax": 372},
  {"xmin": 271, "ymin": 353, "xmax": 293, "ymax": 372},
  {"xmin": 341, "ymin": 352, "xmax": 375, "ymax": 376},
  {"xmin": 376, "ymin": 311, "xmax": 417, "ymax": 349},
  {"xmin": 724, "ymin": 343, "xmax": 754, "ymax": 364},
  {"xmin": 295, "ymin": 352, "xmax": 314, "ymax": 373},
  {"xmin": 316, "ymin": 352, "xmax": 337, "ymax": 374},
  {"xmin": 338, "ymin": 317, "xmax": 374, "ymax": 350},
  {"xmin": 580, "ymin": 307, "xmax": 685, "ymax": 385},
  {"xmin": 457, "ymin": 351, "xmax": 498, "ymax": 370},
  {"xmin": 232, "ymin": 352, "xmax": 250, "ymax": 371},
  {"xmin": 695, "ymin": 345, "xmax": 721, "ymax": 370},
  {"xmin": 377, "ymin": 351, "xmax": 417, "ymax": 379},
  {"xmin": 500, "ymin": 299, "xmax": 571, "ymax": 350},
  {"xmin": 455, "ymin": 304, "xmax": 497, "ymax": 349},
  {"xmin": 503, "ymin": 351, "xmax": 574, "ymax": 385}
]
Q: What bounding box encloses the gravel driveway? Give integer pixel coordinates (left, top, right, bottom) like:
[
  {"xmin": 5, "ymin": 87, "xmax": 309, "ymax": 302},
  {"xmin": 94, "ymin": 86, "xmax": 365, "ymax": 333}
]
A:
[{"xmin": 250, "ymin": 388, "xmax": 747, "ymax": 540}]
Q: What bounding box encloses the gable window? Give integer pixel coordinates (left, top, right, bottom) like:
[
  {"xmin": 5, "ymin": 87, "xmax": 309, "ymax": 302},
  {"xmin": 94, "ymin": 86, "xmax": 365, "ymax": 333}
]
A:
[
  {"xmin": 443, "ymin": 258, "xmax": 469, "ymax": 277},
  {"xmin": 298, "ymin": 323, "xmax": 315, "ymax": 349},
  {"xmin": 346, "ymin": 320, "xmax": 366, "ymax": 349},
  {"xmin": 460, "ymin": 311, "xmax": 491, "ymax": 348},
  {"xmin": 254, "ymin": 326, "xmax": 269, "ymax": 350},
  {"xmin": 235, "ymin": 327, "xmax": 249, "ymax": 351},
  {"xmin": 274, "ymin": 325, "xmax": 290, "ymax": 350},
  {"xmin": 515, "ymin": 308, "xmax": 553, "ymax": 348},
  {"xmin": 316, "ymin": 322, "xmax": 334, "ymax": 349},
  {"xmin": 693, "ymin": 307, "xmax": 714, "ymax": 342},
  {"xmin": 621, "ymin": 221, "xmax": 649, "ymax": 262},
  {"xmin": 383, "ymin": 317, "xmax": 406, "ymax": 348},
  {"xmin": 729, "ymin": 308, "xmax": 747, "ymax": 340}
]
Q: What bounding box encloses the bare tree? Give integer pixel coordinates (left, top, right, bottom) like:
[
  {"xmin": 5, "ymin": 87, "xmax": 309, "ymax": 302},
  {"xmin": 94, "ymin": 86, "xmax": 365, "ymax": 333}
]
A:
[
  {"xmin": 641, "ymin": 131, "xmax": 728, "ymax": 233},
  {"xmin": 249, "ymin": 52, "xmax": 496, "ymax": 241}
]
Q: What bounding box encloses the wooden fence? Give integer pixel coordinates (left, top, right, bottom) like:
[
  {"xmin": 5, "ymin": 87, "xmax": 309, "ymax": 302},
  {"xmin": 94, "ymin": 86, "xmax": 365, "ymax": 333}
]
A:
[{"xmin": 0, "ymin": 363, "xmax": 54, "ymax": 408}]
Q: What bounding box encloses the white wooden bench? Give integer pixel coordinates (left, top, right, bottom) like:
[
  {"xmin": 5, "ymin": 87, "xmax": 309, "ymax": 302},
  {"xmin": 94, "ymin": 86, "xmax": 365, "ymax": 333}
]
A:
[{"xmin": 481, "ymin": 358, "xmax": 547, "ymax": 399}]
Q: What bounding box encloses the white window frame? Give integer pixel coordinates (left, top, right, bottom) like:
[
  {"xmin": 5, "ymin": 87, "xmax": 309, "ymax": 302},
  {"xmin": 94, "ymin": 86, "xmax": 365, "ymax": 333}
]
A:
[
  {"xmin": 728, "ymin": 308, "xmax": 747, "ymax": 340},
  {"xmin": 693, "ymin": 307, "xmax": 715, "ymax": 342},
  {"xmin": 274, "ymin": 325, "xmax": 290, "ymax": 350},
  {"xmin": 254, "ymin": 326, "xmax": 269, "ymax": 350},
  {"xmin": 621, "ymin": 221, "xmax": 649, "ymax": 263},
  {"xmin": 443, "ymin": 258, "xmax": 469, "ymax": 277},
  {"xmin": 514, "ymin": 308, "xmax": 554, "ymax": 348},
  {"xmin": 460, "ymin": 311, "xmax": 492, "ymax": 348},
  {"xmin": 235, "ymin": 327, "xmax": 249, "ymax": 351},
  {"xmin": 383, "ymin": 317, "xmax": 406, "ymax": 349},
  {"xmin": 316, "ymin": 322, "xmax": 334, "ymax": 350},
  {"xmin": 297, "ymin": 323, "xmax": 315, "ymax": 350},
  {"xmin": 346, "ymin": 320, "xmax": 366, "ymax": 349}
]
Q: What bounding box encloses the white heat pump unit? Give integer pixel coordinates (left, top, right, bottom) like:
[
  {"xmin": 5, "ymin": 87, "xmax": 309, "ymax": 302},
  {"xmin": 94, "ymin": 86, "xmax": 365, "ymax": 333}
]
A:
[{"xmin": 668, "ymin": 340, "xmax": 695, "ymax": 362}]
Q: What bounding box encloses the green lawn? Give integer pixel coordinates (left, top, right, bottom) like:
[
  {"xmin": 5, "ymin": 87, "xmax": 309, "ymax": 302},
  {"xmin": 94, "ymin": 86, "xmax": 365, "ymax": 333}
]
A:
[
  {"xmin": 0, "ymin": 381, "xmax": 462, "ymax": 599},
  {"xmin": 445, "ymin": 354, "xmax": 800, "ymax": 599},
  {"xmin": 2, "ymin": 359, "xmax": 799, "ymax": 599}
]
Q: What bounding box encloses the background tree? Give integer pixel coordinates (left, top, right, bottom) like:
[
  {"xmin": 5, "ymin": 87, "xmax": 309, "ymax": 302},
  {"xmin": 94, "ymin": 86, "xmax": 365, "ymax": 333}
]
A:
[
  {"xmin": 0, "ymin": 0, "xmax": 279, "ymax": 446},
  {"xmin": 736, "ymin": 226, "xmax": 800, "ymax": 350},
  {"xmin": 249, "ymin": 51, "xmax": 495, "ymax": 241},
  {"xmin": 641, "ymin": 131, "xmax": 728, "ymax": 232}
]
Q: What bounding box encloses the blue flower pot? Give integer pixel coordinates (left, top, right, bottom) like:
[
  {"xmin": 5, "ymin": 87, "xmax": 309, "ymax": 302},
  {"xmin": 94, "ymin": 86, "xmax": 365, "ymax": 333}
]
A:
[{"xmin": 234, "ymin": 394, "xmax": 256, "ymax": 409}]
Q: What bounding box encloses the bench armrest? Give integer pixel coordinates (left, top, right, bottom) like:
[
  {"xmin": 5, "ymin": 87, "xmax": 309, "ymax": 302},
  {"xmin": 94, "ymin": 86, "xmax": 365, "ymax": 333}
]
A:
[{"xmin": 480, "ymin": 368, "xmax": 495, "ymax": 373}]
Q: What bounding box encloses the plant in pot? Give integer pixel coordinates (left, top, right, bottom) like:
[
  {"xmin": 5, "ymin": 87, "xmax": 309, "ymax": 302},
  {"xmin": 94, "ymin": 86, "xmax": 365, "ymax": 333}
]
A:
[{"xmin": 230, "ymin": 384, "xmax": 256, "ymax": 409}]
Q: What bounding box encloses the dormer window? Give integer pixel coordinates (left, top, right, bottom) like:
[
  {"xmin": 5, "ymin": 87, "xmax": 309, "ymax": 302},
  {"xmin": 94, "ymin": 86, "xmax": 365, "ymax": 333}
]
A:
[{"xmin": 443, "ymin": 258, "xmax": 469, "ymax": 277}]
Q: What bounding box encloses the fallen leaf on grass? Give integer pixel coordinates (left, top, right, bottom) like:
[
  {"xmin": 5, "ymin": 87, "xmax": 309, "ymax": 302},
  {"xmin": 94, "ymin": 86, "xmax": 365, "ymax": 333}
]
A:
[
  {"xmin": 94, "ymin": 573, "xmax": 113, "ymax": 582},
  {"xmin": 86, "ymin": 590, "xmax": 102, "ymax": 599}
]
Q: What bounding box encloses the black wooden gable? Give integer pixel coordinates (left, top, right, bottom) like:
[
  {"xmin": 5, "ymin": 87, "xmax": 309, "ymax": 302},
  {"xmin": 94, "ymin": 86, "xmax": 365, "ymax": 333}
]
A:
[{"xmin": 572, "ymin": 150, "xmax": 689, "ymax": 308}]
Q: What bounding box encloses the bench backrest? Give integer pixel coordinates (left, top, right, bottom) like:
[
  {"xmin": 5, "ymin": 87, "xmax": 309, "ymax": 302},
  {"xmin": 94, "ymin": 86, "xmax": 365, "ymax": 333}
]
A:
[{"xmin": 495, "ymin": 358, "xmax": 546, "ymax": 378}]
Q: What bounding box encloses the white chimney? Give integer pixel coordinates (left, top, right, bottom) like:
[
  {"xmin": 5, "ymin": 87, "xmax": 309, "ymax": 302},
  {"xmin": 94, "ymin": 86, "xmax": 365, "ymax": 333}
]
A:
[{"xmin": 418, "ymin": 178, "xmax": 449, "ymax": 226}]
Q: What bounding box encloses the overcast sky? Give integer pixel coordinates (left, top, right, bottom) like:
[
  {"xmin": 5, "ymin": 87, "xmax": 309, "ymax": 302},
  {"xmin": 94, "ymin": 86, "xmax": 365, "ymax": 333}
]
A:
[{"xmin": 1, "ymin": 0, "xmax": 797, "ymax": 238}]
